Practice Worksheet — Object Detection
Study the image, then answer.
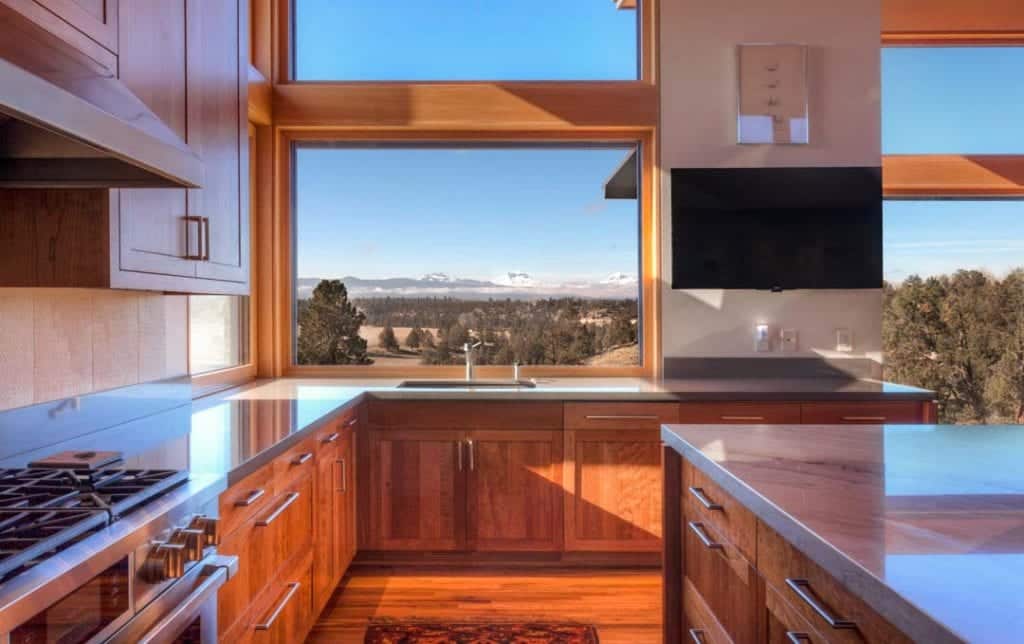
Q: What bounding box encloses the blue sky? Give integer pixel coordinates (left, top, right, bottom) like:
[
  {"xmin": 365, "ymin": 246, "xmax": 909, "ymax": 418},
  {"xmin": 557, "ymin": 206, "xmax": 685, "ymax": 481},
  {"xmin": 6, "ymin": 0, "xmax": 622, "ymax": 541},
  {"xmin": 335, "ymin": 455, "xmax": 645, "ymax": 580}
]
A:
[
  {"xmin": 295, "ymin": 146, "xmax": 639, "ymax": 285},
  {"xmin": 292, "ymin": 4, "xmax": 1024, "ymax": 286}
]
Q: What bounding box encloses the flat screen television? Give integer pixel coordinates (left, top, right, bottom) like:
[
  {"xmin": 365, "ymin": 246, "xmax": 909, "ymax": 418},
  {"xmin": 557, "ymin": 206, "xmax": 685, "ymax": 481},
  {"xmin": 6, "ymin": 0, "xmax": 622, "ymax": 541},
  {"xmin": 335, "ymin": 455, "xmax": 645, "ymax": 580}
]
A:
[{"xmin": 671, "ymin": 167, "xmax": 883, "ymax": 290}]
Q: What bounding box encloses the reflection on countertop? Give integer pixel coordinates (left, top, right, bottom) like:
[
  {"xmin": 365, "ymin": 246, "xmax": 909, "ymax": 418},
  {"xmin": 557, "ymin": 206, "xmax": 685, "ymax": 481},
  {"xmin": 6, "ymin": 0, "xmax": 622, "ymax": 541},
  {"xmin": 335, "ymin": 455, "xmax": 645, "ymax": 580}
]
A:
[{"xmin": 662, "ymin": 422, "xmax": 1024, "ymax": 644}]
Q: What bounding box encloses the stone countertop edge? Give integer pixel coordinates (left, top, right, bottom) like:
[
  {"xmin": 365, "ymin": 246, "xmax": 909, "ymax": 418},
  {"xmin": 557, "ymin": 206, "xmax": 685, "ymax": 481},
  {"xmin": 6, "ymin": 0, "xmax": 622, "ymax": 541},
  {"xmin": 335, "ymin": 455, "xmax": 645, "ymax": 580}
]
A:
[
  {"xmin": 660, "ymin": 426, "xmax": 966, "ymax": 644},
  {"xmin": 218, "ymin": 393, "xmax": 367, "ymax": 486}
]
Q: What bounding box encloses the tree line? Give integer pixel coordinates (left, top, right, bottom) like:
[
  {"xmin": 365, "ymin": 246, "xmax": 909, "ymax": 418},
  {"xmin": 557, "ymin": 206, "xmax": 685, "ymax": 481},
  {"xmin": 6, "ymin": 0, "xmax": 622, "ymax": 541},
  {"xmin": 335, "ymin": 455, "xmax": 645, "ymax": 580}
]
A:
[{"xmin": 884, "ymin": 269, "xmax": 1024, "ymax": 424}]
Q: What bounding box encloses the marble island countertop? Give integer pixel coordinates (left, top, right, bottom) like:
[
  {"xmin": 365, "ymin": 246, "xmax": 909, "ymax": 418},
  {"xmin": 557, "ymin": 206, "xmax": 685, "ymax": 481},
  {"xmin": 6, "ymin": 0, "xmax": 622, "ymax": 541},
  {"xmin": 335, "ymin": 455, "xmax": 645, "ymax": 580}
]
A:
[{"xmin": 661, "ymin": 422, "xmax": 1024, "ymax": 644}]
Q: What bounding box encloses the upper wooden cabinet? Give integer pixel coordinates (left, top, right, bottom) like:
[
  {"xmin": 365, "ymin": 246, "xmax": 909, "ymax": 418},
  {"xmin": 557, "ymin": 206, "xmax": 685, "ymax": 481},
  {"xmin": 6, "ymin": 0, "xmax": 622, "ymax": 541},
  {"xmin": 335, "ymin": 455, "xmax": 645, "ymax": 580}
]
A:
[{"xmin": 0, "ymin": 0, "xmax": 250, "ymax": 294}]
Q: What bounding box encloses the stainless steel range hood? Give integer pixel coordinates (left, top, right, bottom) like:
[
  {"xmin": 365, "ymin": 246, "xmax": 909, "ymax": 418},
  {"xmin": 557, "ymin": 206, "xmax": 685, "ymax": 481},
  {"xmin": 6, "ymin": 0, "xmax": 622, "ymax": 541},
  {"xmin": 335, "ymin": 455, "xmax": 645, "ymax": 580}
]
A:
[{"xmin": 0, "ymin": 57, "xmax": 203, "ymax": 189}]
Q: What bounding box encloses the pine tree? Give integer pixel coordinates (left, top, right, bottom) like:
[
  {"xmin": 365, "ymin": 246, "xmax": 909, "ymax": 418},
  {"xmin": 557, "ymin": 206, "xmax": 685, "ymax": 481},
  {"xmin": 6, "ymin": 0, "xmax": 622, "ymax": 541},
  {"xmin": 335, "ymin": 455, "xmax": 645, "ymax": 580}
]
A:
[
  {"xmin": 296, "ymin": 280, "xmax": 371, "ymax": 365},
  {"xmin": 406, "ymin": 326, "xmax": 424, "ymax": 349},
  {"xmin": 378, "ymin": 324, "xmax": 401, "ymax": 353}
]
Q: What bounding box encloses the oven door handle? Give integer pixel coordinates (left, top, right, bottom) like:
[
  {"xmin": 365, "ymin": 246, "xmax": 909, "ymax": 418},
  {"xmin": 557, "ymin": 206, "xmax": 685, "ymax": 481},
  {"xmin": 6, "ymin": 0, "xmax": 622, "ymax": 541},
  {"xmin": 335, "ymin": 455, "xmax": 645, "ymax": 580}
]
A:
[{"xmin": 106, "ymin": 554, "xmax": 239, "ymax": 644}]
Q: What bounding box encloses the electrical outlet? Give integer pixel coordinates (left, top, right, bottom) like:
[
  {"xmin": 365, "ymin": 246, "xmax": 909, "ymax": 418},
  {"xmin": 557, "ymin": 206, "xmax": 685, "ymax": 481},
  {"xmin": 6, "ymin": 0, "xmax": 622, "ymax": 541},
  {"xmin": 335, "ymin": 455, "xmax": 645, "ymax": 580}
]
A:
[
  {"xmin": 755, "ymin": 323, "xmax": 772, "ymax": 353},
  {"xmin": 836, "ymin": 328, "xmax": 853, "ymax": 353},
  {"xmin": 781, "ymin": 328, "xmax": 798, "ymax": 352}
]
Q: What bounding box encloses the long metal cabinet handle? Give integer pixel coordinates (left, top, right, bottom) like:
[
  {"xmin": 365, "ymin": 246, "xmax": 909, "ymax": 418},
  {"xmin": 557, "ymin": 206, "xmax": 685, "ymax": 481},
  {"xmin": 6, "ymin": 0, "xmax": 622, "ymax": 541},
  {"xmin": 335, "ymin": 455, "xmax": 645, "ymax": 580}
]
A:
[
  {"xmin": 201, "ymin": 217, "xmax": 210, "ymax": 260},
  {"xmin": 787, "ymin": 633, "xmax": 812, "ymax": 643},
  {"xmin": 321, "ymin": 432, "xmax": 339, "ymax": 444},
  {"xmin": 687, "ymin": 521, "xmax": 723, "ymax": 550},
  {"xmin": 183, "ymin": 216, "xmax": 203, "ymax": 260},
  {"xmin": 457, "ymin": 441, "xmax": 464, "ymax": 472},
  {"xmin": 841, "ymin": 416, "xmax": 886, "ymax": 422},
  {"xmin": 720, "ymin": 415, "xmax": 766, "ymax": 421},
  {"xmin": 688, "ymin": 629, "xmax": 706, "ymax": 643},
  {"xmin": 785, "ymin": 578, "xmax": 857, "ymax": 629},
  {"xmin": 234, "ymin": 488, "xmax": 265, "ymax": 507},
  {"xmin": 688, "ymin": 487, "xmax": 723, "ymax": 511},
  {"xmin": 254, "ymin": 582, "xmax": 301, "ymax": 631},
  {"xmin": 467, "ymin": 439, "xmax": 475, "ymax": 471},
  {"xmin": 584, "ymin": 415, "xmax": 659, "ymax": 421},
  {"xmin": 292, "ymin": 452, "xmax": 313, "ymax": 465},
  {"xmin": 337, "ymin": 457, "xmax": 347, "ymax": 493},
  {"xmin": 256, "ymin": 492, "xmax": 300, "ymax": 527}
]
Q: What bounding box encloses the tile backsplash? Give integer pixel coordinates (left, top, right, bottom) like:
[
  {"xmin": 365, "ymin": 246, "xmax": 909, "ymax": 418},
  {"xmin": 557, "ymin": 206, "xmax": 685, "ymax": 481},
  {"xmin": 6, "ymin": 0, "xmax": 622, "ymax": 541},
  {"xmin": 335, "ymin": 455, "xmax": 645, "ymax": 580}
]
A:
[{"xmin": 0, "ymin": 289, "xmax": 187, "ymax": 411}]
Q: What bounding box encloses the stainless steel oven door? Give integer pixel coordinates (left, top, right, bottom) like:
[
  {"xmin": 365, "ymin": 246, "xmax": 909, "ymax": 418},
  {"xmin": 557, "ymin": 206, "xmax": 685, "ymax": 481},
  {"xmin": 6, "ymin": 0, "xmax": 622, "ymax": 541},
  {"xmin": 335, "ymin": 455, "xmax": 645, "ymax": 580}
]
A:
[{"xmin": 105, "ymin": 554, "xmax": 238, "ymax": 644}]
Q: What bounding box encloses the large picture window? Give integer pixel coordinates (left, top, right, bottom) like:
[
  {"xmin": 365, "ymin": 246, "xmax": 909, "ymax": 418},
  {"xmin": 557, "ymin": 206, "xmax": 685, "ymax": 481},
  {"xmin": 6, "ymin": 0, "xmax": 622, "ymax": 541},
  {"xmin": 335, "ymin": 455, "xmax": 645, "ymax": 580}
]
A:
[
  {"xmin": 293, "ymin": 144, "xmax": 642, "ymax": 369},
  {"xmin": 292, "ymin": 0, "xmax": 640, "ymax": 81}
]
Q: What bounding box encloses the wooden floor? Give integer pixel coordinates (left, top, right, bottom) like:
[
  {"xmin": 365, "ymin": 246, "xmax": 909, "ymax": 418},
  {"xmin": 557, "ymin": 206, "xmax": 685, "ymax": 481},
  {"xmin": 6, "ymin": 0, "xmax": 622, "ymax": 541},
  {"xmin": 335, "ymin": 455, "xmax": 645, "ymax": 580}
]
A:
[{"xmin": 306, "ymin": 567, "xmax": 662, "ymax": 643}]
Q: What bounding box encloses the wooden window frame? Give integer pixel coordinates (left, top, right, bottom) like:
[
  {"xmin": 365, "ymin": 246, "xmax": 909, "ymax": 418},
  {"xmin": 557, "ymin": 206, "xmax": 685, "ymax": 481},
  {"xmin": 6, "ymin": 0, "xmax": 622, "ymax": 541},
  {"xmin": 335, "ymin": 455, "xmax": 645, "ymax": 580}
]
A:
[
  {"xmin": 254, "ymin": 0, "xmax": 661, "ymax": 378},
  {"xmin": 275, "ymin": 129, "xmax": 659, "ymax": 379}
]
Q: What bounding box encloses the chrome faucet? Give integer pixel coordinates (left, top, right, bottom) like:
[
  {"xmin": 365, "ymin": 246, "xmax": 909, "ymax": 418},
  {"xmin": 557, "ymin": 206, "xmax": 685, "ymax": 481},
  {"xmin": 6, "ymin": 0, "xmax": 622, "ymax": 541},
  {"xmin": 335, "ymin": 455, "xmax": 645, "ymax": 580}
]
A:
[{"xmin": 464, "ymin": 341, "xmax": 483, "ymax": 381}]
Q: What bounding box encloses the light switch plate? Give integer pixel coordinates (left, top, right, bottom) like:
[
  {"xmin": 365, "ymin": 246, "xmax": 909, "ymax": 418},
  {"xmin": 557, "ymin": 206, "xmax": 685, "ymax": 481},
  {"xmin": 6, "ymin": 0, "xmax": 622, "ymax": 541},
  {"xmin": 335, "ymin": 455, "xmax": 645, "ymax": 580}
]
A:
[
  {"xmin": 755, "ymin": 323, "xmax": 772, "ymax": 352},
  {"xmin": 781, "ymin": 328, "xmax": 798, "ymax": 352},
  {"xmin": 836, "ymin": 328, "xmax": 853, "ymax": 353}
]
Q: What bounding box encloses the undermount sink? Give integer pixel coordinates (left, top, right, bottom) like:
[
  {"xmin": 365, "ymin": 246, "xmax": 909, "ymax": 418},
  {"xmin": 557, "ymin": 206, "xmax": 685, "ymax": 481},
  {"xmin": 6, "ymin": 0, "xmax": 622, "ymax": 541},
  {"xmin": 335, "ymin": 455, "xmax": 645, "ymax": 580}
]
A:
[{"xmin": 397, "ymin": 379, "xmax": 537, "ymax": 389}]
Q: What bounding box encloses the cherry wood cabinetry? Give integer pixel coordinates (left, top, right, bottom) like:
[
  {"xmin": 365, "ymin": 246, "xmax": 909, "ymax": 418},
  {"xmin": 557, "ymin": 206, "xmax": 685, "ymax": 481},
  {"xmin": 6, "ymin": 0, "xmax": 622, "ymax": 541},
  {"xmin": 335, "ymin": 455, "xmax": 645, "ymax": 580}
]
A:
[
  {"xmin": 562, "ymin": 403, "xmax": 677, "ymax": 553},
  {"xmin": 313, "ymin": 413, "xmax": 358, "ymax": 614},
  {"xmin": 679, "ymin": 402, "xmax": 802, "ymax": 425},
  {"xmin": 800, "ymin": 401, "xmax": 928, "ymax": 425},
  {"xmin": 679, "ymin": 401, "xmax": 933, "ymax": 425},
  {"xmin": 0, "ymin": 0, "xmax": 118, "ymax": 56}
]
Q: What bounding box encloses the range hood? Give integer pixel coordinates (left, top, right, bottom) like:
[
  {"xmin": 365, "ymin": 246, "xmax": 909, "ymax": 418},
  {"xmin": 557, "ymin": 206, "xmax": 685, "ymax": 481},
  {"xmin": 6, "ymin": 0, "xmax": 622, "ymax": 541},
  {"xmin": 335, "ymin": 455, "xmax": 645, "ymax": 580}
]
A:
[{"xmin": 0, "ymin": 57, "xmax": 203, "ymax": 189}]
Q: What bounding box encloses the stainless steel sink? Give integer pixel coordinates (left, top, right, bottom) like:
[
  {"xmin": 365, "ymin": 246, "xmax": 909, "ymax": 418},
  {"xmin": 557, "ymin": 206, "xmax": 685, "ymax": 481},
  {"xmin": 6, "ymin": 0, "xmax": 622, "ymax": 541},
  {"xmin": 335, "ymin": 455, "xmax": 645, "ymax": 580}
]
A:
[{"xmin": 397, "ymin": 379, "xmax": 537, "ymax": 389}]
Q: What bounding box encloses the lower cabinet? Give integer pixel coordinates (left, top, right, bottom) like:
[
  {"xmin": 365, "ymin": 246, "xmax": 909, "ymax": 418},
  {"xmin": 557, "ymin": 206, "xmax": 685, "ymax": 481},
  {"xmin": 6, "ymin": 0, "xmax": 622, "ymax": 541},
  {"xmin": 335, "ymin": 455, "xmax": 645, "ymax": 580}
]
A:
[
  {"xmin": 313, "ymin": 415, "xmax": 359, "ymax": 613},
  {"xmin": 684, "ymin": 518, "xmax": 761, "ymax": 643},
  {"xmin": 250, "ymin": 553, "xmax": 314, "ymax": 644}
]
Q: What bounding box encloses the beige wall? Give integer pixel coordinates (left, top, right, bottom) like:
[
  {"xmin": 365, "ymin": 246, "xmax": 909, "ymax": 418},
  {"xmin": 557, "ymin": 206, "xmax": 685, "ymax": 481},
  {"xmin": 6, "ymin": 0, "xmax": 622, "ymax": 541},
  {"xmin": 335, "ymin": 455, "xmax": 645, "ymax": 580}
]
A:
[
  {"xmin": 660, "ymin": 0, "xmax": 883, "ymax": 363},
  {"xmin": 0, "ymin": 289, "xmax": 187, "ymax": 411}
]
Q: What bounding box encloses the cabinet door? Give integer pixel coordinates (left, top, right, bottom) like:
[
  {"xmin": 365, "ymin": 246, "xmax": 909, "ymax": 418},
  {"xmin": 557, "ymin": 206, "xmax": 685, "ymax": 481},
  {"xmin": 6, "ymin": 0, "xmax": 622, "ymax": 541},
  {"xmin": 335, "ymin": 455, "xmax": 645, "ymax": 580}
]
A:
[
  {"xmin": 684, "ymin": 518, "xmax": 761, "ymax": 643},
  {"xmin": 337, "ymin": 428, "xmax": 357, "ymax": 573},
  {"xmin": 250, "ymin": 556, "xmax": 313, "ymax": 644},
  {"xmin": 312, "ymin": 434, "xmax": 339, "ymax": 611},
  {"xmin": 564, "ymin": 429, "xmax": 662, "ymax": 552},
  {"xmin": 114, "ymin": 0, "xmax": 195, "ymax": 279},
  {"xmin": 367, "ymin": 430, "xmax": 465, "ymax": 551},
  {"xmin": 188, "ymin": 0, "xmax": 249, "ymax": 285},
  {"xmin": 32, "ymin": 0, "xmax": 118, "ymax": 52},
  {"xmin": 466, "ymin": 430, "xmax": 563, "ymax": 552}
]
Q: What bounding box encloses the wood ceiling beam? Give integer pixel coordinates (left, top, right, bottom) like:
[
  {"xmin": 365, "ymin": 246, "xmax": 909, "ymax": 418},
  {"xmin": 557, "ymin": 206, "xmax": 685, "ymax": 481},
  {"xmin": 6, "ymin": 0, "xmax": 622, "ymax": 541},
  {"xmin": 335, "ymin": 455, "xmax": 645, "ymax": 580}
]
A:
[{"xmin": 883, "ymin": 155, "xmax": 1024, "ymax": 198}]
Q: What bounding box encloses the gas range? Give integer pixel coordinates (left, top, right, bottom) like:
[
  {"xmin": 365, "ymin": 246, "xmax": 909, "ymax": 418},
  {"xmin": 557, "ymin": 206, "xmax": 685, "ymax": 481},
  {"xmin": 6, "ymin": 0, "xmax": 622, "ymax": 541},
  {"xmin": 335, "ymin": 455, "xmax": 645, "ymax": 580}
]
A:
[{"xmin": 0, "ymin": 450, "xmax": 233, "ymax": 644}]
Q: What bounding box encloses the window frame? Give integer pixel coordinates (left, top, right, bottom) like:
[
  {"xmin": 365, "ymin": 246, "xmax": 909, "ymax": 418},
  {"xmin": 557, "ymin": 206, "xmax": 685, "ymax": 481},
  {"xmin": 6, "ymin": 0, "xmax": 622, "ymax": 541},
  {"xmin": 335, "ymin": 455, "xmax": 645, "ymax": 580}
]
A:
[{"xmin": 276, "ymin": 128, "xmax": 659, "ymax": 379}]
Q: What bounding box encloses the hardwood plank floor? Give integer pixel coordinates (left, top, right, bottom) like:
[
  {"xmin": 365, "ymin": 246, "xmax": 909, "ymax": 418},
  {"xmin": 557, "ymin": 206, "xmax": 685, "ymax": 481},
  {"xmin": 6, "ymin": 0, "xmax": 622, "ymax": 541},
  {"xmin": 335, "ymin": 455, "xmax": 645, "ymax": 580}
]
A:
[{"xmin": 306, "ymin": 567, "xmax": 662, "ymax": 643}]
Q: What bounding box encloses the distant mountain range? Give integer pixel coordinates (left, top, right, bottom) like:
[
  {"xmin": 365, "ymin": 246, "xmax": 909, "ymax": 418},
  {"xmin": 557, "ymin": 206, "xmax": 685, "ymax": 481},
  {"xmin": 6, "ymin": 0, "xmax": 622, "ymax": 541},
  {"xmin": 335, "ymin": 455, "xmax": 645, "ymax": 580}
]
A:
[{"xmin": 296, "ymin": 272, "xmax": 638, "ymax": 300}]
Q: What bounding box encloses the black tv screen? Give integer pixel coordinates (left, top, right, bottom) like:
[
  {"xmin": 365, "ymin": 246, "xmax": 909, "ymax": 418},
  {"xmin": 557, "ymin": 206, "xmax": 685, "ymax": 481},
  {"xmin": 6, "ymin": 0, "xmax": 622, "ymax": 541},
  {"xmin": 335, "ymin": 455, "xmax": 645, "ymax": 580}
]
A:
[{"xmin": 671, "ymin": 167, "xmax": 883, "ymax": 290}]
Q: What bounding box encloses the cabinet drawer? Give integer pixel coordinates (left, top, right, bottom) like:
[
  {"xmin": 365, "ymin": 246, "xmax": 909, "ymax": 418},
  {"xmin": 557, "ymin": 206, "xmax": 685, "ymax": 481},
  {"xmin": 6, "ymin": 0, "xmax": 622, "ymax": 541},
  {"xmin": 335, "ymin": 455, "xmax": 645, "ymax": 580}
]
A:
[
  {"xmin": 684, "ymin": 461, "xmax": 756, "ymax": 562},
  {"xmin": 767, "ymin": 585, "xmax": 827, "ymax": 644},
  {"xmin": 367, "ymin": 400, "xmax": 562, "ymax": 429},
  {"xmin": 273, "ymin": 437, "xmax": 317, "ymax": 486},
  {"xmin": 220, "ymin": 463, "xmax": 275, "ymax": 538},
  {"xmin": 758, "ymin": 524, "xmax": 910, "ymax": 644},
  {"xmin": 565, "ymin": 402, "xmax": 679, "ymax": 430},
  {"xmin": 251, "ymin": 555, "xmax": 314, "ymax": 644},
  {"xmin": 679, "ymin": 402, "xmax": 802, "ymax": 425},
  {"xmin": 683, "ymin": 578, "xmax": 731, "ymax": 644},
  {"xmin": 684, "ymin": 518, "xmax": 760, "ymax": 644},
  {"xmin": 800, "ymin": 402, "xmax": 922, "ymax": 425},
  {"xmin": 251, "ymin": 474, "xmax": 315, "ymax": 589}
]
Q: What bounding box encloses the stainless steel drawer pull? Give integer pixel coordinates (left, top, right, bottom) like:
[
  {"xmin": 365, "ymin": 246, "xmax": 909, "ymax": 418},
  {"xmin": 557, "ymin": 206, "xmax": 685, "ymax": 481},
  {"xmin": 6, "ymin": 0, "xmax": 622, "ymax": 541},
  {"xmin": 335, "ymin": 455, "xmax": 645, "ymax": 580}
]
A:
[
  {"xmin": 688, "ymin": 487, "xmax": 723, "ymax": 511},
  {"xmin": 337, "ymin": 457, "xmax": 347, "ymax": 493},
  {"xmin": 467, "ymin": 439, "xmax": 475, "ymax": 471},
  {"xmin": 256, "ymin": 492, "xmax": 300, "ymax": 527},
  {"xmin": 687, "ymin": 521, "xmax": 723, "ymax": 550},
  {"xmin": 457, "ymin": 441, "xmax": 464, "ymax": 472},
  {"xmin": 183, "ymin": 215, "xmax": 204, "ymax": 260},
  {"xmin": 584, "ymin": 415, "xmax": 660, "ymax": 421},
  {"xmin": 720, "ymin": 415, "xmax": 766, "ymax": 421},
  {"xmin": 785, "ymin": 578, "xmax": 857, "ymax": 629},
  {"xmin": 344, "ymin": 417, "xmax": 358, "ymax": 427},
  {"xmin": 787, "ymin": 633, "xmax": 812, "ymax": 643},
  {"xmin": 322, "ymin": 432, "xmax": 340, "ymax": 444},
  {"xmin": 688, "ymin": 628, "xmax": 706, "ymax": 643},
  {"xmin": 201, "ymin": 217, "xmax": 211, "ymax": 261},
  {"xmin": 292, "ymin": 452, "xmax": 313, "ymax": 465},
  {"xmin": 254, "ymin": 582, "xmax": 301, "ymax": 631},
  {"xmin": 840, "ymin": 416, "xmax": 886, "ymax": 422},
  {"xmin": 234, "ymin": 488, "xmax": 265, "ymax": 507}
]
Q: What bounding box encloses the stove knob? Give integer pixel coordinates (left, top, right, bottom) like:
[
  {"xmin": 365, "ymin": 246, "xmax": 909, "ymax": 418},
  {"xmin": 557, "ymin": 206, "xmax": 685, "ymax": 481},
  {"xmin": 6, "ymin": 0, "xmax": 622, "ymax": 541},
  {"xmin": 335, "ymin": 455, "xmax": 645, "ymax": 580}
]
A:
[
  {"xmin": 171, "ymin": 528, "xmax": 206, "ymax": 562},
  {"xmin": 187, "ymin": 515, "xmax": 221, "ymax": 547},
  {"xmin": 141, "ymin": 542, "xmax": 187, "ymax": 583}
]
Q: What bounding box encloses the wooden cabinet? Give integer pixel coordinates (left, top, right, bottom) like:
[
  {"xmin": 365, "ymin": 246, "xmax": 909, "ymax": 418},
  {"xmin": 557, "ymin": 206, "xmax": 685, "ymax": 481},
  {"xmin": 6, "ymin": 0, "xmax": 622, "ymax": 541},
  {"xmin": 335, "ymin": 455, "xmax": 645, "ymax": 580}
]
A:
[
  {"xmin": 366, "ymin": 429, "xmax": 465, "ymax": 551},
  {"xmin": 679, "ymin": 402, "xmax": 803, "ymax": 425},
  {"xmin": 766, "ymin": 585, "xmax": 828, "ymax": 644},
  {"xmin": 249, "ymin": 553, "xmax": 314, "ymax": 644},
  {"xmin": 800, "ymin": 401, "xmax": 927, "ymax": 425},
  {"xmin": 313, "ymin": 414, "xmax": 358, "ymax": 613},
  {"xmin": 35, "ymin": 0, "xmax": 117, "ymax": 52},
  {"xmin": 337, "ymin": 424, "xmax": 357, "ymax": 571},
  {"xmin": 467, "ymin": 430, "xmax": 563, "ymax": 552},
  {"xmin": 562, "ymin": 403, "xmax": 676, "ymax": 552}
]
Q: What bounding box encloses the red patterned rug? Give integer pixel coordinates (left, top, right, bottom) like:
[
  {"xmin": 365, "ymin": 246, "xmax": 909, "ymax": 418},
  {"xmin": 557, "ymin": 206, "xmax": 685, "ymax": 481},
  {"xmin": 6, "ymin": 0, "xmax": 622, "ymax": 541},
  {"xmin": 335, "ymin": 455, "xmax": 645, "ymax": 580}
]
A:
[{"xmin": 363, "ymin": 620, "xmax": 600, "ymax": 643}]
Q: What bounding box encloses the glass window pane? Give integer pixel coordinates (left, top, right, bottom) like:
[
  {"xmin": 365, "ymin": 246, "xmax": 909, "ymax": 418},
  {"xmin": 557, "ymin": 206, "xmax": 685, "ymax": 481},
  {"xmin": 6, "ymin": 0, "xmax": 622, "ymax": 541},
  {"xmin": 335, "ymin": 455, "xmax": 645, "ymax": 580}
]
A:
[
  {"xmin": 293, "ymin": 0, "xmax": 639, "ymax": 81},
  {"xmin": 294, "ymin": 144, "xmax": 641, "ymax": 368},
  {"xmin": 882, "ymin": 47, "xmax": 1024, "ymax": 154},
  {"xmin": 883, "ymin": 200, "xmax": 1024, "ymax": 425},
  {"xmin": 189, "ymin": 296, "xmax": 250, "ymax": 374}
]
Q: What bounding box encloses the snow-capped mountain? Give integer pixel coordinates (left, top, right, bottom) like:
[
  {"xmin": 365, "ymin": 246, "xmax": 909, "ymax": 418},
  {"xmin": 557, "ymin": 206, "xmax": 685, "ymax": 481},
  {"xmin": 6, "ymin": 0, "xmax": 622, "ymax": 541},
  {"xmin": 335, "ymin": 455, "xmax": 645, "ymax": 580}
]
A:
[
  {"xmin": 495, "ymin": 271, "xmax": 538, "ymax": 288},
  {"xmin": 296, "ymin": 272, "xmax": 638, "ymax": 300},
  {"xmin": 601, "ymin": 272, "xmax": 639, "ymax": 286}
]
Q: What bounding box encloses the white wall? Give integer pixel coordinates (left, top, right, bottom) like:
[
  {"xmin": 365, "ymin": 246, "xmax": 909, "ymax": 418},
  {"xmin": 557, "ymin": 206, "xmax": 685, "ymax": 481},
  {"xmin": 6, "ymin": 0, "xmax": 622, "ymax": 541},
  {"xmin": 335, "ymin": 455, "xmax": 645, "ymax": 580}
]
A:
[{"xmin": 660, "ymin": 0, "xmax": 882, "ymax": 364}]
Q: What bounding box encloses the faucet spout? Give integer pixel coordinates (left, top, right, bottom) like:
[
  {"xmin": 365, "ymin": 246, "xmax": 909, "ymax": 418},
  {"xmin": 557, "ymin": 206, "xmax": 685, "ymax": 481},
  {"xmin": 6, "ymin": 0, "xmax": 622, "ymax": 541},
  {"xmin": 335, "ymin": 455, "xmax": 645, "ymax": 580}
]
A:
[{"xmin": 464, "ymin": 341, "xmax": 483, "ymax": 382}]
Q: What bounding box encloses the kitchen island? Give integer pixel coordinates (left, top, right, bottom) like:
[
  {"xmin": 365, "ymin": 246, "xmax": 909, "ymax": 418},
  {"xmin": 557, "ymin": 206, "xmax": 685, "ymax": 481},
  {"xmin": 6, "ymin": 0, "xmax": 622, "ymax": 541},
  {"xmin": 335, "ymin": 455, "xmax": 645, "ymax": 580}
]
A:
[{"xmin": 661, "ymin": 422, "xmax": 1024, "ymax": 644}]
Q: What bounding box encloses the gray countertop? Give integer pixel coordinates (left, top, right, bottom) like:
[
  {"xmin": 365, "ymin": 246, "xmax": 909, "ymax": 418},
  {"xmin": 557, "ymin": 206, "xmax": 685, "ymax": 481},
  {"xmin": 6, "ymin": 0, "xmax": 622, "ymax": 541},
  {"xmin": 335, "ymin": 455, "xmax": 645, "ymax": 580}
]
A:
[{"xmin": 662, "ymin": 422, "xmax": 1024, "ymax": 644}]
